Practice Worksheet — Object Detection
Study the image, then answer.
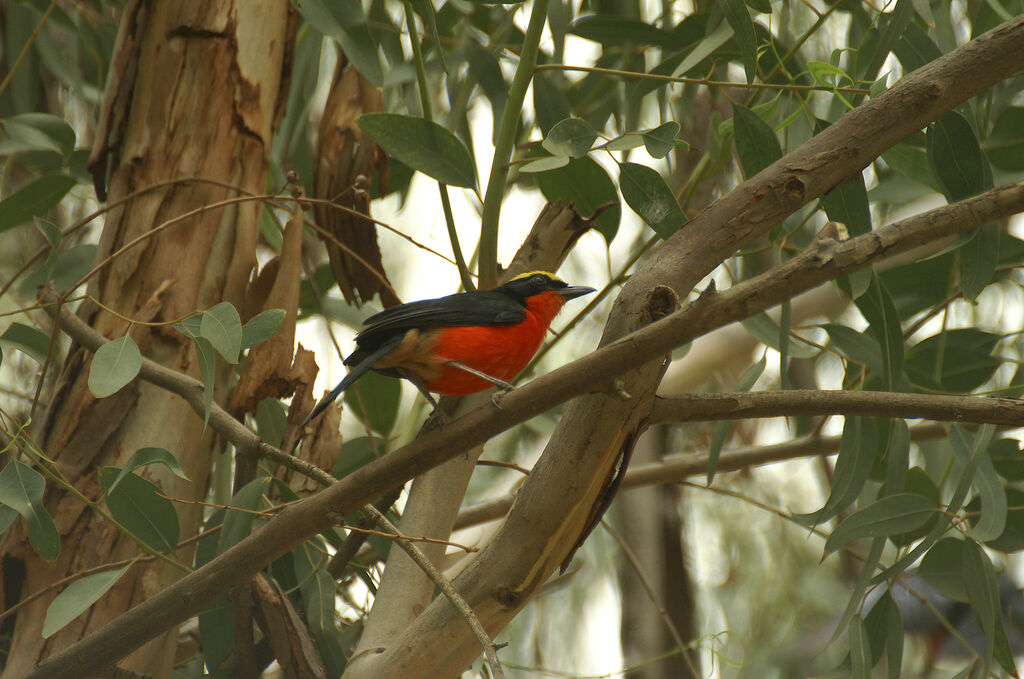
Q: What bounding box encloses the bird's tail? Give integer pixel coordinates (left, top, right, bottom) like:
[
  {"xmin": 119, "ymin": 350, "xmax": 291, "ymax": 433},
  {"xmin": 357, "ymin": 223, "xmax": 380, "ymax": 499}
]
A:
[{"xmin": 304, "ymin": 335, "xmax": 402, "ymax": 425}]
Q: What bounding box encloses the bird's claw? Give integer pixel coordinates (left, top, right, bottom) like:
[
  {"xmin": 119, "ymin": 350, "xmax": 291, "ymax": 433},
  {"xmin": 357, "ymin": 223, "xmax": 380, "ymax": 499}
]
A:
[{"xmin": 491, "ymin": 384, "xmax": 514, "ymax": 408}]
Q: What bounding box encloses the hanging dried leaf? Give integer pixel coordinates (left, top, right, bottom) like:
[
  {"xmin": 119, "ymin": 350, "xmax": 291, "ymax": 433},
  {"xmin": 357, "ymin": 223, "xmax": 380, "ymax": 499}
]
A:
[{"xmin": 314, "ymin": 51, "xmax": 399, "ymax": 308}]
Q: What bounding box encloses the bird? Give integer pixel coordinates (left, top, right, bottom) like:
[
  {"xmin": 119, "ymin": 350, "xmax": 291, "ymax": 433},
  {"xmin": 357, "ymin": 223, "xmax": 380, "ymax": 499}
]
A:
[{"xmin": 305, "ymin": 270, "xmax": 595, "ymax": 424}]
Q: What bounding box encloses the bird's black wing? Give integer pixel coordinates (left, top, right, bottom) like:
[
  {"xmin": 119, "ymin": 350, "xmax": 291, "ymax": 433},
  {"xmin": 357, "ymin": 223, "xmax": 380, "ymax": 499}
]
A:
[{"xmin": 355, "ymin": 289, "xmax": 526, "ymax": 342}]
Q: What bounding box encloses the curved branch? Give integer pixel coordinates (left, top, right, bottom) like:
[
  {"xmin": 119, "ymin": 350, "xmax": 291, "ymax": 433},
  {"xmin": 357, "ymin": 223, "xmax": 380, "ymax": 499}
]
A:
[{"xmin": 453, "ymin": 423, "xmax": 951, "ymax": 530}]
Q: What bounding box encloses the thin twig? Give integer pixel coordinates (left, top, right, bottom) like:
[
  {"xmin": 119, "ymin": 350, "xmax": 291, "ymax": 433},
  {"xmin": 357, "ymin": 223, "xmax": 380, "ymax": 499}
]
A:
[
  {"xmin": 0, "ymin": 0, "xmax": 57, "ymax": 98},
  {"xmin": 361, "ymin": 505, "xmax": 506, "ymax": 679},
  {"xmin": 600, "ymin": 519, "xmax": 700, "ymax": 677},
  {"xmin": 535, "ymin": 63, "xmax": 871, "ymax": 94},
  {"xmin": 648, "ymin": 390, "xmax": 1024, "ymax": 427}
]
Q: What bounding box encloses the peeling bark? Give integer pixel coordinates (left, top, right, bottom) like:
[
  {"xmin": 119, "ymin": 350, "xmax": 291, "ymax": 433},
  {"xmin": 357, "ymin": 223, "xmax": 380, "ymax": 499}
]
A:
[{"xmin": 0, "ymin": 2, "xmax": 294, "ymax": 676}]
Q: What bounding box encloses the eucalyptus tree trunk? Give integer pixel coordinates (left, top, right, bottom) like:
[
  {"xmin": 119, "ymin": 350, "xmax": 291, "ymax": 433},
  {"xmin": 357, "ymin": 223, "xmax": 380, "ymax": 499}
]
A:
[{"xmin": 0, "ymin": 2, "xmax": 293, "ymax": 676}]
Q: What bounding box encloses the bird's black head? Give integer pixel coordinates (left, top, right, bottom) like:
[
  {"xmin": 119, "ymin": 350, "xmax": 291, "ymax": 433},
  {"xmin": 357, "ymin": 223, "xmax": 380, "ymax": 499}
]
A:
[{"xmin": 497, "ymin": 271, "xmax": 595, "ymax": 304}]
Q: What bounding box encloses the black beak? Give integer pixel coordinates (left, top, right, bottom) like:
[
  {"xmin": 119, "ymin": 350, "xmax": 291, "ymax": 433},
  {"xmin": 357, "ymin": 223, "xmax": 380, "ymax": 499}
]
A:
[{"xmin": 558, "ymin": 286, "xmax": 596, "ymax": 300}]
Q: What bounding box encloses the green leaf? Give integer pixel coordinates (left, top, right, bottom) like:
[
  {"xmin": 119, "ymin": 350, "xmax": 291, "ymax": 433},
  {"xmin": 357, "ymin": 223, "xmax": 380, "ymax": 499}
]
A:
[
  {"xmin": 605, "ymin": 133, "xmax": 645, "ymax": 152},
  {"xmin": 537, "ymin": 156, "xmax": 621, "ymax": 243},
  {"xmin": 99, "ymin": 467, "xmax": 180, "ymax": 553},
  {"xmin": 892, "ymin": 21, "xmax": 942, "ymax": 73},
  {"xmin": 955, "ymin": 433, "xmax": 1007, "ymax": 543},
  {"xmin": 821, "ymin": 324, "xmax": 885, "ymax": 376},
  {"xmin": 855, "ymin": 0, "xmax": 914, "ymax": 82},
  {"xmin": 295, "ymin": 538, "xmax": 347, "ymax": 676},
  {"xmin": 926, "ymin": 111, "xmax": 996, "ymax": 299},
  {"xmin": 193, "ymin": 336, "xmax": 216, "ymax": 426},
  {"xmin": 904, "ymin": 329, "xmax": 1000, "ymax": 393},
  {"xmin": 0, "ymin": 504, "xmax": 18, "ymax": 534},
  {"xmin": 818, "ymin": 167, "xmax": 871, "ymax": 238},
  {"xmin": 672, "ymin": 20, "xmax": 734, "ymax": 78},
  {"xmin": 200, "ymin": 302, "xmax": 243, "ymax": 364},
  {"xmin": 106, "ymin": 447, "xmax": 188, "ymax": 496},
  {"xmin": 984, "ymin": 106, "xmax": 1024, "ymax": 171},
  {"xmin": 969, "ymin": 488, "xmax": 1024, "ymax": 552},
  {"xmin": 817, "ymin": 156, "xmax": 872, "ymax": 297},
  {"xmin": 796, "ymin": 417, "xmax": 877, "ymax": 525},
  {"xmin": 960, "ymin": 221, "xmax": 999, "ymax": 301},
  {"xmin": 990, "ymin": 439, "xmax": 1024, "ymax": 482},
  {"xmin": 0, "ymin": 460, "xmax": 60, "ymax": 561},
  {"xmin": 722, "ymin": 0, "xmax": 758, "ymax": 83},
  {"xmin": 256, "ymin": 397, "xmax": 287, "ymax": 449},
  {"xmin": 220, "ymin": 477, "xmax": 271, "ymax": 551},
  {"xmin": 88, "ymin": 336, "xmax": 142, "ymax": 398},
  {"xmin": 198, "ymin": 597, "xmax": 234, "ymax": 674},
  {"xmin": 863, "ymin": 591, "xmax": 903, "ymax": 678},
  {"xmin": 542, "ymin": 118, "xmax": 598, "ymax": 158},
  {"xmin": 567, "ymin": 15, "xmax": 676, "ymax": 47},
  {"xmin": 532, "ymin": 71, "xmax": 572, "ymax": 136},
  {"xmin": 292, "ymin": 0, "xmax": 383, "ymax": 86},
  {"xmin": 20, "ymin": 244, "xmax": 98, "ymax": 295},
  {"xmin": 464, "ymin": 43, "xmax": 507, "ymax": 143},
  {"xmin": 519, "ymin": 155, "xmax": 570, "ymax": 173},
  {"xmin": 0, "ymin": 323, "xmax": 53, "ymax": 364},
  {"xmin": 345, "ymin": 369, "xmax": 400, "ymax": 435},
  {"xmin": 927, "ymin": 111, "xmax": 988, "ymax": 202},
  {"xmin": 33, "ymin": 218, "xmax": 62, "ymax": 247},
  {"xmin": 877, "ymin": 251, "xmax": 953, "ymax": 318},
  {"xmin": 962, "ymin": 540, "xmax": 998, "ymax": 675},
  {"xmin": 0, "ymin": 175, "xmax": 77, "ymax": 234},
  {"xmin": 823, "ymin": 493, "xmax": 935, "ymax": 557},
  {"xmin": 195, "ymin": 508, "xmax": 226, "ymax": 569},
  {"xmin": 618, "ymin": 162, "xmax": 686, "ymax": 239},
  {"xmin": 887, "ymin": 467, "xmax": 940, "ymax": 547},
  {"xmin": 855, "ymin": 274, "xmax": 904, "ymax": 391},
  {"xmin": 877, "ymin": 425, "xmax": 997, "ymax": 584},
  {"xmin": 2, "ymin": 113, "xmax": 76, "ymax": 159},
  {"xmin": 707, "ymin": 354, "xmax": 766, "ymax": 483},
  {"xmin": 642, "ymin": 121, "xmax": 681, "ymax": 159},
  {"xmin": 848, "ymin": 614, "xmax": 871, "ymax": 679},
  {"xmin": 741, "ymin": 313, "xmax": 818, "ymax": 359},
  {"xmin": 42, "ymin": 566, "xmax": 129, "ymax": 638},
  {"xmin": 359, "ymin": 113, "xmax": 476, "ymax": 189},
  {"xmin": 807, "ymin": 61, "xmax": 854, "ymax": 108},
  {"xmin": 241, "ymin": 309, "xmax": 285, "ymax": 349},
  {"xmin": 333, "ymin": 436, "xmax": 382, "ymax": 479},
  {"xmin": 732, "ymin": 104, "xmax": 782, "ymax": 177},
  {"xmin": 920, "ymin": 537, "xmax": 970, "ymax": 602},
  {"xmin": 881, "ymin": 142, "xmax": 940, "ymax": 192}
]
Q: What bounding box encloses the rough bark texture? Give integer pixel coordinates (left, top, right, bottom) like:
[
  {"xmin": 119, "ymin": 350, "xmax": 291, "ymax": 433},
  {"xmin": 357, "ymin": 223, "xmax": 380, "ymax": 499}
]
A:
[{"xmin": 0, "ymin": 2, "xmax": 293, "ymax": 676}]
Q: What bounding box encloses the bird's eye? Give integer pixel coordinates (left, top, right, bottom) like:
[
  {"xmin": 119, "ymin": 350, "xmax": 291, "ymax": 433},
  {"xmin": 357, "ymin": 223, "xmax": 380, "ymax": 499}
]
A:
[{"xmin": 533, "ymin": 274, "xmax": 546, "ymax": 285}]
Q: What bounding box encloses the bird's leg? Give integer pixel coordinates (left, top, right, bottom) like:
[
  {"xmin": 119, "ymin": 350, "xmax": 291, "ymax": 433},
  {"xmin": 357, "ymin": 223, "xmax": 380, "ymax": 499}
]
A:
[
  {"xmin": 444, "ymin": 361, "xmax": 514, "ymax": 409},
  {"xmin": 445, "ymin": 361, "xmax": 515, "ymax": 391}
]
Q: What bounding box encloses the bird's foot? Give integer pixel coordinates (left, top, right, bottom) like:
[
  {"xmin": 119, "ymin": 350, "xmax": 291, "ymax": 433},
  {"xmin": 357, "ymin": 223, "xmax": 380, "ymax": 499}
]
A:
[{"xmin": 490, "ymin": 383, "xmax": 514, "ymax": 408}]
